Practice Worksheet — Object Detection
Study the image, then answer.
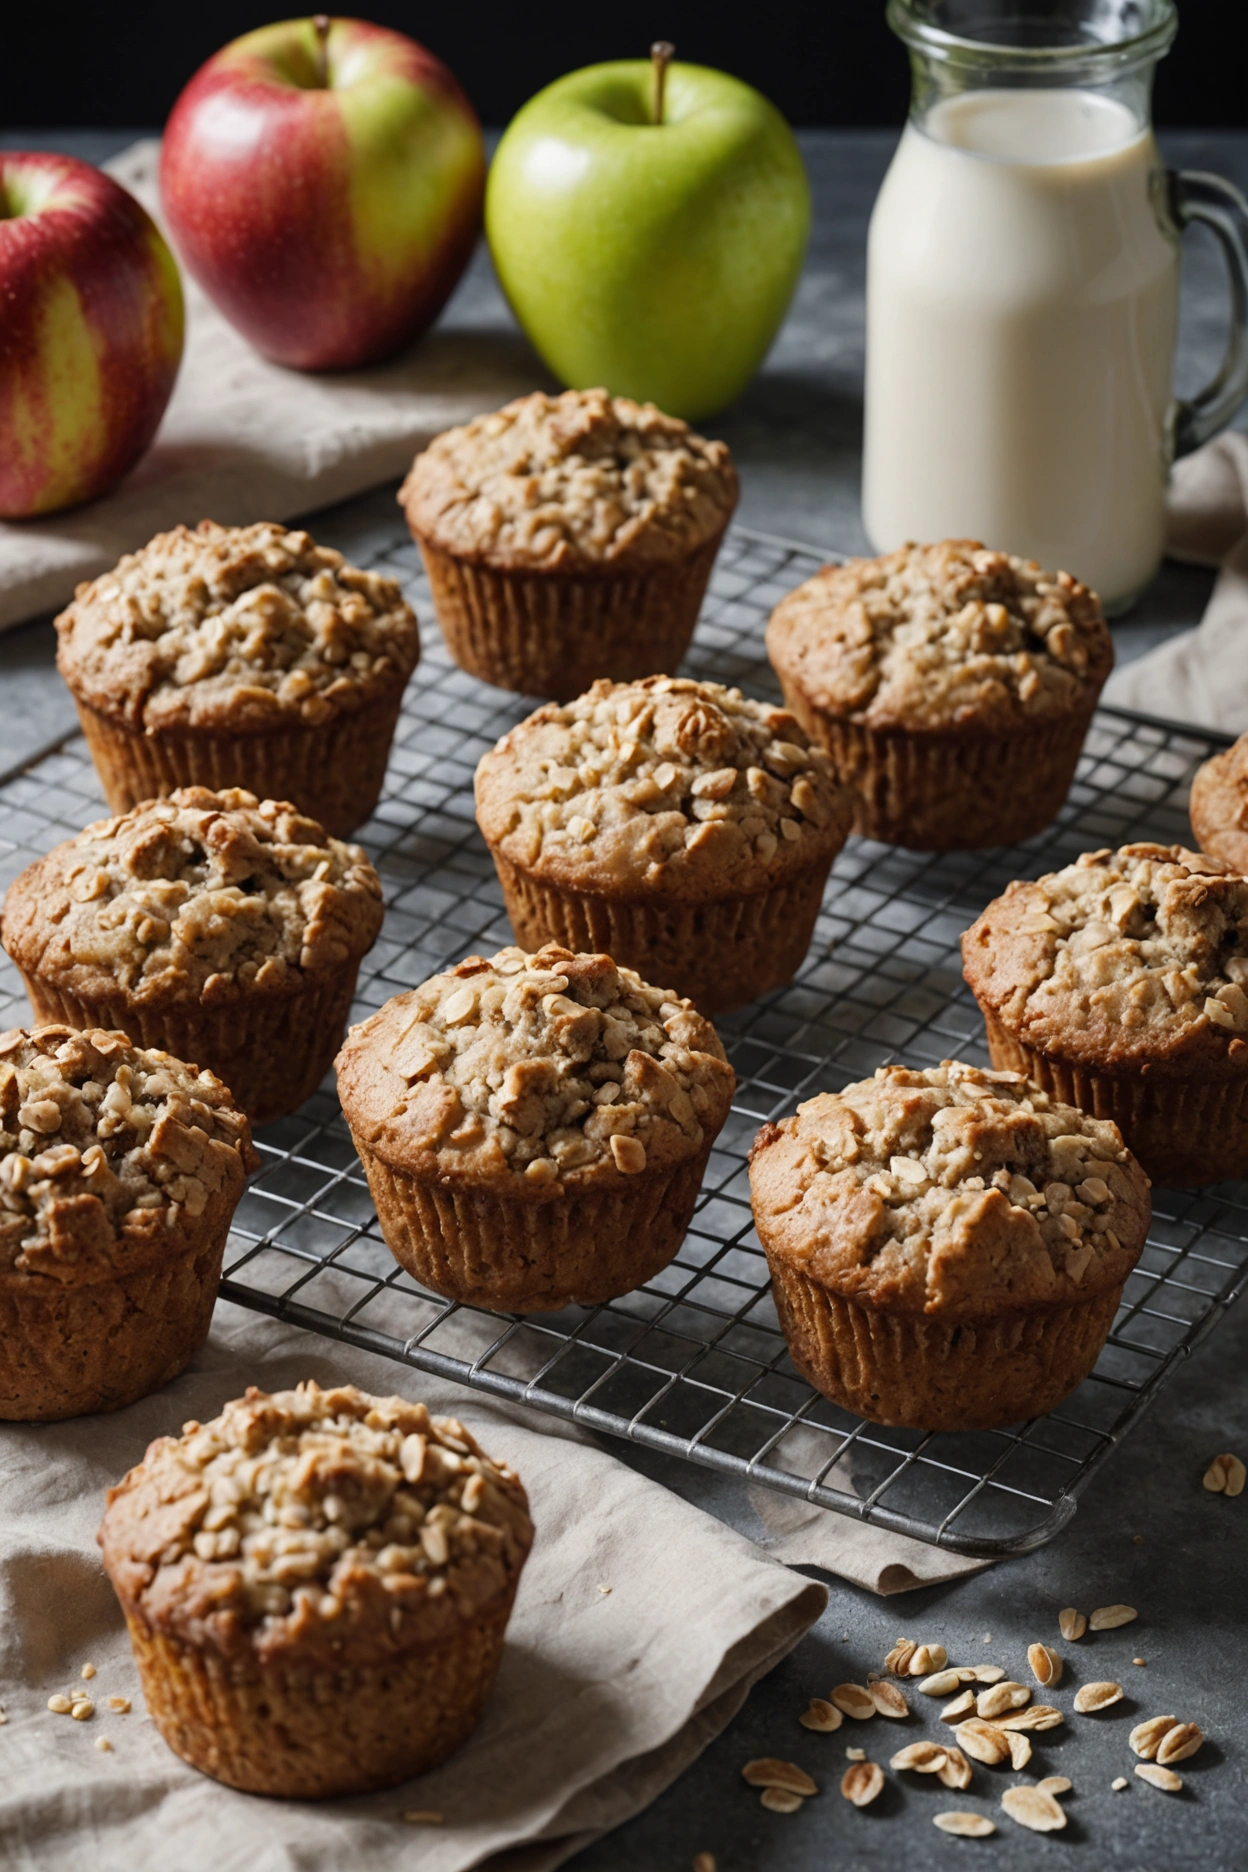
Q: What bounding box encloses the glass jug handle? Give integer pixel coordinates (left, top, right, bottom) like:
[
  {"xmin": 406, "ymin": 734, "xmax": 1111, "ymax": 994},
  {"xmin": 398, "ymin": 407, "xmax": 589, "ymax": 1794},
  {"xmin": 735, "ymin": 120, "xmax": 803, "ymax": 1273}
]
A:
[{"xmin": 1168, "ymin": 170, "xmax": 1248, "ymax": 458}]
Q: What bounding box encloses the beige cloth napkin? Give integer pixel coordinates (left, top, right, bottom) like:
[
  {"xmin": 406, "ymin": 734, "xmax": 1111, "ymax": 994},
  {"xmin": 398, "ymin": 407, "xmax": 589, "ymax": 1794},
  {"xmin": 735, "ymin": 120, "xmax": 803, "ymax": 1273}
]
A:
[
  {"xmin": 0, "ymin": 140, "xmax": 550, "ymax": 635},
  {"xmin": 1105, "ymin": 431, "xmax": 1248, "ymax": 733},
  {"xmin": 0, "ymin": 1299, "xmax": 826, "ymax": 1871}
]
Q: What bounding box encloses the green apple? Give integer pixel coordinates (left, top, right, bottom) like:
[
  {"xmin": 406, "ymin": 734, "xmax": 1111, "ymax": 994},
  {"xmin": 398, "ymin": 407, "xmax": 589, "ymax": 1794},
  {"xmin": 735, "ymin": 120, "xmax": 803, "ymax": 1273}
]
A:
[{"xmin": 486, "ymin": 54, "xmax": 810, "ymax": 420}]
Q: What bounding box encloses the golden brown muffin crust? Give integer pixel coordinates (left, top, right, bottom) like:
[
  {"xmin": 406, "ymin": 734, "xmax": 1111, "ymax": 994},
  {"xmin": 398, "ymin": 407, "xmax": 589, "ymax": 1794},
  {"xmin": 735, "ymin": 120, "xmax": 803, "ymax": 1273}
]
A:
[
  {"xmin": 766, "ymin": 541, "xmax": 1113, "ymax": 733},
  {"xmin": 336, "ymin": 942, "xmax": 734, "ymax": 1191},
  {"xmin": 1189, "ymin": 733, "xmax": 1248, "ymax": 875},
  {"xmin": 98, "ymin": 1381, "xmax": 533, "ymax": 1667},
  {"xmin": 962, "ymin": 844, "xmax": 1248, "ymax": 1078},
  {"xmin": 749, "ymin": 1062, "xmax": 1148, "ymax": 1321},
  {"xmin": 475, "ymin": 676, "xmax": 852, "ymax": 900},
  {"xmin": 55, "ymin": 522, "xmax": 420, "ymax": 734},
  {"xmin": 400, "ymin": 389, "xmax": 738, "ymax": 571},
  {"xmin": 2, "ymin": 788, "xmax": 383, "ymax": 1009},
  {"xmin": 0, "ymin": 1024, "xmax": 254, "ymax": 1283}
]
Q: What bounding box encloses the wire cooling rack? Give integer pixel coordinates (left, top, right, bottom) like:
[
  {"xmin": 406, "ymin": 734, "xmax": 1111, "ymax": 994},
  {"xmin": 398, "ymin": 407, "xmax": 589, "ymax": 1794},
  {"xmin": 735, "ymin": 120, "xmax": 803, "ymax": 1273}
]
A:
[{"xmin": 2, "ymin": 522, "xmax": 1245, "ymax": 1558}]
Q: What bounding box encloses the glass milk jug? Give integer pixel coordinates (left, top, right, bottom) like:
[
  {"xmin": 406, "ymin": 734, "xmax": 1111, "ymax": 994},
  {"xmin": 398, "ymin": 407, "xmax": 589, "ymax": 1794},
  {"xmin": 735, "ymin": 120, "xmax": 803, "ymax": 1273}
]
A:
[{"xmin": 862, "ymin": 0, "xmax": 1248, "ymax": 610}]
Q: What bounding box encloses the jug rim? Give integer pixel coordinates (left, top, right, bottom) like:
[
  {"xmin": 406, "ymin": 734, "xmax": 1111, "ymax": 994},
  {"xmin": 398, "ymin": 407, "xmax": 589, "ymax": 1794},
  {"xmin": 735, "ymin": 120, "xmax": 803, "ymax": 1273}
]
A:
[{"xmin": 886, "ymin": 0, "xmax": 1178, "ymax": 73}]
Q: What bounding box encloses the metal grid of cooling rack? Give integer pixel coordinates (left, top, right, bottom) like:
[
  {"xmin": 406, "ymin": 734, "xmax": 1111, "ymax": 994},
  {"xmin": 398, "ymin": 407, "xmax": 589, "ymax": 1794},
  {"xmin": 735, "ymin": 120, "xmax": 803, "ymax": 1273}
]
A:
[{"xmin": 2, "ymin": 522, "xmax": 1245, "ymax": 1558}]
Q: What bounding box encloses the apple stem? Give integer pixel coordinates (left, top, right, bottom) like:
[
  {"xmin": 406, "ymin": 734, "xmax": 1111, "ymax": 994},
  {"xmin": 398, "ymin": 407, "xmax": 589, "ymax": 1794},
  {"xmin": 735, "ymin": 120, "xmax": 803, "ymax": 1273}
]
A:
[
  {"xmin": 651, "ymin": 41, "xmax": 674, "ymax": 126},
  {"xmin": 313, "ymin": 13, "xmax": 331, "ymax": 87}
]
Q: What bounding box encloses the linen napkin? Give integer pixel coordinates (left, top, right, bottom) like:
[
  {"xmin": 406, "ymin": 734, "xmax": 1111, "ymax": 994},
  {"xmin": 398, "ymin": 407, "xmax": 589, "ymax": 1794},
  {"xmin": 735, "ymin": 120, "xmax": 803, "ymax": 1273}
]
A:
[
  {"xmin": 0, "ymin": 140, "xmax": 551, "ymax": 635},
  {"xmin": 0, "ymin": 1299, "xmax": 826, "ymax": 1872},
  {"xmin": 1105, "ymin": 430, "xmax": 1248, "ymax": 733}
]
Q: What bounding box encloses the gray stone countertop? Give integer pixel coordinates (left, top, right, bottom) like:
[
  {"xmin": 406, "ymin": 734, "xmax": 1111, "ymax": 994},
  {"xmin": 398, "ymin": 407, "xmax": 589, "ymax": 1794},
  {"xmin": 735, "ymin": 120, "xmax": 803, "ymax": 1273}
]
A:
[{"xmin": 1, "ymin": 127, "xmax": 1245, "ymax": 1871}]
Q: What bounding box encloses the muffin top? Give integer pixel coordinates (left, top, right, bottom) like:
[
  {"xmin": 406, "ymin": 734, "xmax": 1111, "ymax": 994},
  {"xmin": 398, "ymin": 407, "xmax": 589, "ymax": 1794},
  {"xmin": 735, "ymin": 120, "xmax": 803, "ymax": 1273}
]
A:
[
  {"xmin": 98, "ymin": 1381, "xmax": 533, "ymax": 1665},
  {"xmin": 962, "ymin": 844, "xmax": 1248, "ymax": 1075},
  {"xmin": 0, "ymin": 1025, "xmax": 254, "ymax": 1284},
  {"xmin": 766, "ymin": 541, "xmax": 1114, "ymax": 732},
  {"xmin": 399, "ymin": 389, "xmax": 738, "ymax": 571},
  {"xmin": 1, "ymin": 788, "xmax": 383, "ymax": 1007},
  {"xmin": 54, "ymin": 521, "xmax": 421, "ymax": 734},
  {"xmin": 475, "ymin": 676, "xmax": 852, "ymax": 899},
  {"xmin": 1189, "ymin": 733, "xmax": 1248, "ymax": 874},
  {"xmin": 749, "ymin": 1061, "xmax": 1148, "ymax": 1318},
  {"xmin": 336, "ymin": 942, "xmax": 735, "ymax": 1189}
]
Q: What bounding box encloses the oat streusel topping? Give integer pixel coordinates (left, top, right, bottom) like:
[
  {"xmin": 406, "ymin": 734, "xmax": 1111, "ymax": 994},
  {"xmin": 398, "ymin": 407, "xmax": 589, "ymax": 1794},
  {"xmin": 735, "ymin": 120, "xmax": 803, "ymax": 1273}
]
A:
[
  {"xmin": 335, "ymin": 943, "xmax": 734, "ymax": 1185},
  {"xmin": 766, "ymin": 541, "xmax": 1114, "ymax": 731},
  {"xmin": 475, "ymin": 676, "xmax": 852, "ymax": 896},
  {"xmin": 0, "ymin": 1026, "xmax": 253, "ymax": 1280},
  {"xmin": 1189, "ymin": 732, "xmax": 1248, "ymax": 874},
  {"xmin": 2, "ymin": 789, "xmax": 383, "ymax": 1003},
  {"xmin": 55, "ymin": 522, "xmax": 421, "ymax": 733},
  {"xmin": 749, "ymin": 1062, "xmax": 1148, "ymax": 1314},
  {"xmin": 98, "ymin": 1382, "xmax": 533, "ymax": 1660},
  {"xmin": 400, "ymin": 389, "xmax": 737, "ymax": 570},
  {"xmin": 963, "ymin": 845, "xmax": 1248, "ymax": 1062}
]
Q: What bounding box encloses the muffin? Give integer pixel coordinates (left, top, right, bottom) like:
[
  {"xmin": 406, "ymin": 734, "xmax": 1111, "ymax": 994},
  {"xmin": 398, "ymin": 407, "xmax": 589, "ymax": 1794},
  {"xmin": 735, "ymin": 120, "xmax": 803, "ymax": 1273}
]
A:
[
  {"xmin": 749, "ymin": 1061, "xmax": 1150, "ymax": 1431},
  {"xmin": 765, "ymin": 540, "xmax": 1114, "ymax": 849},
  {"xmin": 962, "ymin": 844, "xmax": 1248, "ymax": 1186},
  {"xmin": 399, "ymin": 388, "xmax": 738, "ymax": 700},
  {"xmin": 0, "ymin": 1024, "xmax": 255, "ymax": 1421},
  {"xmin": 474, "ymin": 676, "xmax": 853, "ymax": 1014},
  {"xmin": 1189, "ymin": 732, "xmax": 1248, "ymax": 872},
  {"xmin": 98, "ymin": 1381, "xmax": 533, "ymax": 1797},
  {"xmin": 55, "ymin": 520, "xmax": 421, "ymax": 836},
  {"xmin": 1, "ymin": 788, "xmax": 383, "ymax": 1126},
  {"xmin": 336, "ymin": 942, "xmax": 735, "ymax": 1312}
]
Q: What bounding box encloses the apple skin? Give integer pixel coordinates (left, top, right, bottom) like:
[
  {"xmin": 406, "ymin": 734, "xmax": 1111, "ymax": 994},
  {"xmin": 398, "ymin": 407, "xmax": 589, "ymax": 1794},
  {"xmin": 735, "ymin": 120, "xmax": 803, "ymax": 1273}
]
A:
[
  {"xmin": 0, "ymin": 153, "xmax": 184, "ymax": 520},
  {"xmin": 161, "ymin": 16, "xmax": 486, "ymax": 372},
  {"xmin": 486, "ymin": 60, "xmax": 810, "ymax": 421}
]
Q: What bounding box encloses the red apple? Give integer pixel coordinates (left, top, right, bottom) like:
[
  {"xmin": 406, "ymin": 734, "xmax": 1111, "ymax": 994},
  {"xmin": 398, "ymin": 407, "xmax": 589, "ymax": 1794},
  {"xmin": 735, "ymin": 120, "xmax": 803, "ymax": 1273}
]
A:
[
  {"xmin": 0, "ymin": 153, "xmax": 184, "ymax": 519},
  {"xmin": 161, "ymin": 15, "xmax": 486, "ymax": 371}
]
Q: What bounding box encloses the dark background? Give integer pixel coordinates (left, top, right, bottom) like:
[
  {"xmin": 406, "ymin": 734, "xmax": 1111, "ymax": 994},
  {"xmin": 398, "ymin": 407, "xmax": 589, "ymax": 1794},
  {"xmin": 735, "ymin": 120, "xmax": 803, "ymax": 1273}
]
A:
[{"xmin": 3, "ymin": 0, "xmax": 1244, "ymax": 128}]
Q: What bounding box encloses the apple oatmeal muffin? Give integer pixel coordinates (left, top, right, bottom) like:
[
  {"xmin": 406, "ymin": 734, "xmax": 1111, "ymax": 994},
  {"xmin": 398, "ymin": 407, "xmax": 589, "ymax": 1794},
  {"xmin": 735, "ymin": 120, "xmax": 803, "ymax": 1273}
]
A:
[
  {"xmin": 1189, "ymin": 732, "xmax": 1248, "ymax": 874},
  {"xmin": 962, "ymin": 843, "xmax": 1248, "ymax": 1185},
  {"xmin": 1, "ymin": 788, "xmax": 383, "ymax": 1124},
  {"xmin": 474, "ymin": 675, "xmax": 853, "ymax": 1013},
  {"xmin": 399, "ymin": 388, "xmax": 738, "ymax": 699},
  {"xmin": 98, "ymin": 1381, "xmax": 533, "ymax": 1797},
  {"xmin": 749, "ymin": 1061, "xmax": 1149, "ymax": 1430},
  {"xmin": 766, "ymin": 540, "xmax": 1114, "ymax": 849},
  {"xmin": 336, "ymin": 942, "xmax": 735, "ymax": 1311},
  {"xmin": 55, "ymin": 520, "xmax": 421, "ymax": 836},
  {"xmin": 0, "ymin": 1024, "xmax": 255, "ymax": 1420}
]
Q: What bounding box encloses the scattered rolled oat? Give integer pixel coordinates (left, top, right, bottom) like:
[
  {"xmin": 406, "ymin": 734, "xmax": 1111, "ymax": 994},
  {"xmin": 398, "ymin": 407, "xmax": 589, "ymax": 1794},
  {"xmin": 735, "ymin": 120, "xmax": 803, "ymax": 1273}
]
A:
[
  {"xmin": 799, "ymin": 1697, "xmax": 843, "ymax": 1733},
  {"xmin": 890, "ymin": 1741, "xmax": 948, "ymax": 1774},
  {"xmin": 741, "ymin": 1760, "xmax": 817, "ymax": 1797},
  {"xmin": 760, "ymin": 1787, "xmax": 804, "ymax": 1814},
  {"xmin": 845, "ymin": 1747, "xmax": 866, "ymax": 1762},
  {"xmin": 885, "ymin": 1639, "xmax": 917, "ymax": 1676},
  {"xmin": 976, "ymin": 1682, "xmax": 1030, "ymax": 1720},
  {"xmin": 1027, "ymin": 1644, "xmax": 1063, "ymax": 1688},
  {"xmin": 1135, "ymin": 1764, "xmax": 1183, "ymax": 1793},
  {"xmin": 970, "ymin": 1666, "xmax": 1004, "ymax": 1684},
  {"xmin": 1089, "ymin": 1604, "xmax": 1137, "ymax": 1631},
  {"xmin": 938, "ymin": 1747, "xmax": 973, "ymax": 1791},
  {"xmin": 46, "ymin": 1695, "xmax": 72, "ymax": 1715},
  {"xmin": 94, "ymin": 1736, "xmax": 113, "ymax": 1753},
  {"xmin": 1005, "ymin": 1732, "xmax": 1033, "ymax": 1771},
  {"xmin": 998, "ymin": 1705, "xmax": 1063, "ymax": 1733},
  {"xmin": 941, "ymin": 1691, "xmax": 977, "ymax": 1723},
  {"xmin": 1129, "ymin": 1716, "xmax": 1179, "ymax": 1760},
  {"xmin": 1074, "ymin": 1682, "xmax": 1123, "ymax": 1713},
  {"xmin": 1112, "ymin": 1776, "xmax": 1129, "ymax": 1791},
  {"xmin": 934, "ymin": 1812, "xmax": 996, "ymax": 1837},
  {"xmin": 831, "ymin": 1683, "xmax": 877, "ymax": 1721},
  {"xmin": 1058, "ymin": 1607, "xmax": 1087, "ymax": 1642},
  {"xmin": 80, "ymin": 1664, "xmax": 96, "ymax": 1681},
  {"xmin": 1203, "ymin": 1452, "xmax": 1246, "ymax": 1496},
  {"xmin": 1037, "ymin": 1776, "xmax": 1072, "ymax": 1796},
  {"xmin": 954, "ymin": 1719, "xmax": 1012, "ymax": 1767},
  {"xmin": 70, "ymin": 1700, "xmax": 94, "ymax": 1721},
  {"xmin": 1001, "ymin": 1786, "xmax": 1067, "ymax": 1833},
  {"xmin": 1157, "ymin": 1723, "xmax": 1205, "ymax": 1765},
  {"xmin": 841, "ymin": 1761, "xmax": 885, "ymax": 1807},
  {"xmin": 909, "ymin": 1645, "xmax": 948, "ymax": 1676},
  {"xmin": 918, "ymin": 1669, "xmax": 963, "ymax": 1696},
  {"xmin": 106, "ymin": 1697, "xmax": 130, "ymax": 1714},
  {"xmin": 869, "ymin": 1680, "xmax": 910, "ymax": 1719}
]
